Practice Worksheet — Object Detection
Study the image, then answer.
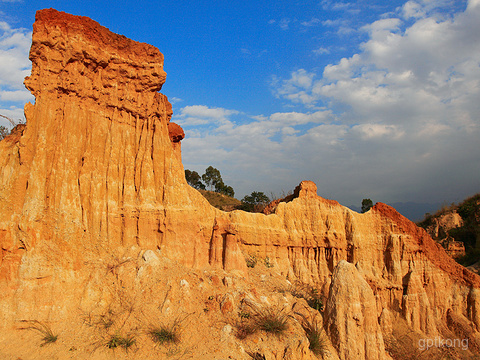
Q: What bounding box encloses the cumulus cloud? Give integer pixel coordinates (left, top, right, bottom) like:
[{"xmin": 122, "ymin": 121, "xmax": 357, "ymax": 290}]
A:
[
  {"xmin": 175, "ymin": 105, "xmax": 239, "ymax": 126},
  {"xmin": 0, "ymin": 21, "xmax": 33, "ymax": 126},
  {"xmin": 276, "ymin": 1, "xmax": 480, "ymax": 131},
  {"xmin": 401, "ymin": 1, "xmax": 426, "ymax": 19},
  {"xmin": 1, "ymin": 3, "xmax": 476, "ymax": 206},
  {"xmin": 174, "ymin": 105, "xmax": 337, "ymax": 194},
  {"xmin": 0, "ymin": 22, "xmax": 32, "ymax": 88},
  {"xmin": 180, "ymin": 1, "xmax": 480, "ymax": 204}
]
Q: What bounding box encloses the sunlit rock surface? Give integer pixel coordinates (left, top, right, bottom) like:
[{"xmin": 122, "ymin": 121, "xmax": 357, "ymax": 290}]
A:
[{"xmin": 0, "ymin": 8, "xmax": 479, "ymax": 359}]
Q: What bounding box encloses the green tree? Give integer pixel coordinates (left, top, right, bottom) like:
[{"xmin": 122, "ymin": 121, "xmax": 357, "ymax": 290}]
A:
[
  {"xmin": 202, "ymin": 166, "xmax": 222, "ymax": 191},
  {"xmin": 361, "ymin": 198, "xmax": 373, "ymax": 213},
  {"xmin": 215, "ymin": 181, "xmax": 235, "ymax": 197},
  {"xmin": 185, "ymin": 169, "xmax": 205, "ymax": 190},
  {"xmin": 241, "ymin": 191, "xmax": 270, "ymax": 212}
]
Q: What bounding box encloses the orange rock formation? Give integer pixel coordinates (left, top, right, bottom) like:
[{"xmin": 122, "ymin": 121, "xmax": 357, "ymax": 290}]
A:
[{"xmin": 1, "ymin": 8, "xmax": 479, "ymax": 359}]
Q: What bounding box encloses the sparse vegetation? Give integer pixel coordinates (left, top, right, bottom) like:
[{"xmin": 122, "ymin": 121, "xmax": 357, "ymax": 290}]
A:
[
  {"xmin": 252, "ymin": 305, "xmax": 289, "ymax": 335},
  {"xmin": 233, "ymin": 303, "xmax": 290, "ymax": 338},
  {"xmin": 106, "ymin": 332, "xmax": 136, "ymax": 350},
  {"xmin": 186, "ymin": 167, "xmax": 273, "ymax": 213},
  {"xmin": 0, "ymin": 125, "xmax": 8, "ymax": 140},
  {"xmin": 417, "ymin": 193, "xmax": 480, "ymax": 267},
  {"xmin": 263, "ymin": 256, "xmax": 274, "ymax": 268},
  {"xmin": 0, "ymin": 114, "xmax": 25, "ymax": 141},
  {"xmin": 149, "ymin": 325, "xmax": 180, "ymax": 345},
  {"xmin": 234, "ymin": 320, "xmax": 257, "ymax": 339},
  {"xmin": 288, "ymin": 281, "xmax": 324, "ymax": 312},
  {"xmin": 295, "ymin": 313, "xmax": 327, "ymax": 356},
  {"xmin": 240, "ymin": 191, "xmax": 270, "ymax": 213},
  {"xmin": 245, "ymin": 254, "xmax": 258, "ymax": 268},
  {"xmin": 199, "ymin": 189, "xmax": 242, "ymax": 211},
  {"xmin": 239, "ymin": 311, "xmax": 251, "ymax": 319},
  {"xmin": 186, "ymin": 166, "xmax": 235, "ymax": 197},
  {"xmin": 18, "ymin": 320, "xmax": 58, "ymax": 346},
  {"xmin": 232, "ymin": 306, "xmax": 257, "ymax": 339},
  {"xmin": 149, "ymin": 316, "xmax": 188, "ymax": 346},
  {"xmin": 246, "ymin": 351, "xmax": 266, "ymax": 360},
  {"xmin": 185, "ymin": 169, "xmax": 205, "ymax": 190}
]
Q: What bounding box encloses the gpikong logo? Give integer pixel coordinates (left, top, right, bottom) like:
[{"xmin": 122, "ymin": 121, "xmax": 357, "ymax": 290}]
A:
[{"xmin": 418, "ymin": 337, "xmax": 468, "ymax": 351}]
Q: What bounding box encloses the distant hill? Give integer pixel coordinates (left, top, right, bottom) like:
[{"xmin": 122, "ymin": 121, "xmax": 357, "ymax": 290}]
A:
[
  {"xmin": 347, "ymin": 202, "xmax": 442, "ymax": 222},
  {"xmin": 199, "ymin": 189, "xmax": 242, "ymax": 211},
  {"xmin": 387, "ymin": 202, "xmax": 444, "ymax": 222}
]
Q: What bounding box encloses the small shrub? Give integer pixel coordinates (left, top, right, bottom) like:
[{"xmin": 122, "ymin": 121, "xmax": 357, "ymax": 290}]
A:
[
  {"xmin": 40, "ymin": 330, "xmax": 58, "ymax": 346},
  {"xmin": 149, "ymin": 316, "xmax": 188, "ymax": 346},
  {"xmin": 106, "ymin": 332, "xmax": 136, "ymax": 350},
  {"xmin": 234, "ymin": 320, "xmax": 257, "ymax": 340},
  {"xmin": 308, "ymin": 289, "xmax": 324, "ymax": 312},
  {"xmin": 263, "ymin": 257, "xmax": 274, "ymax": 268},
  {"xmin": 18, "ymin": 320, "xmax": 58, "ymax": 346},
  {"xmin": 99, "ymin": 311, "xmax": 115, "ymax": 329},
  {"xmin": 253, "ymin": 305, "xmax": 289, "ymax": 335},
  {"xmin": 106, "ymin": 333, "xmax": 121, "ymax": 348},
  {"xmin": 149, "ymin": 326, "xmax": 179, "ymax": 345},
  {"xmin": 289, "ymin": 282, "xmax": 324, "ymax": 312},
  {"xmin": 239, "ymin": 311, "xmax": 251, "ymax": 319},
  {"xmin": 297, "ymin": 314, "xmax": 327, "ymax": 356},
  {"xmin": 246, "ymin": 351, "xmax": 266, "ymax": 360},
  {"xmin": 245, "ymin": 254, "xmax": 258, "ymax": 268}
]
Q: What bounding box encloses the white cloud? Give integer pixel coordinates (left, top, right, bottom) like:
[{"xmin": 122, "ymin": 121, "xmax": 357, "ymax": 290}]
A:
[
  {"xmin": 361, "ymin": 18, "xmax": 401, "ymax": 35},
  {"xmin": 175, "ymin": 105, "xmax": 239, "ymax": 126},
  {"xmin": 351, "ymin": 124, "xmax": 405, "ymax": 140},
  {"xmin": 276, "ymin": 2, "xmax": 480, "ymax": 131},
  {"xmin": 0, "ymin": 21, "xmax": 33, "ymax": 121},
  {"xmin": 301, "ymin": 18, "xmax": 321, "ymax": 27},
  {"xmin": 175, "ymin": 105, "xmax": 337, "ymax": 194},
  {"xmin": 169, "ymin": 97, "xmax": 182, "ymax": 104},
  {"xmin": 402, "ymin": 1, "xmax": 426, "ymax": 19},
  {"xmin": 313, "ymin": 47, "xmax": 330, "ymax": 55},
  {"xmin": 0, "ymin": 89, "xmax": 34, "ymax": 102},
  {"xmin": 0, "ymin": 106, "xmax": 25, "ymax": 128},
  {"xmin": 180, "ymin": 2, "xmax": 480, "ymax": 204},
  {"xmin": 272, "ymin": 69, "xmax": 319, "ymax": 106},
  {"xmin": 269, "ymin": 110, "xmax": 333, "ymax": 126},
  {"xmin": 0, "ymin": 22, "xmax": 32, "ymax": 88},
  {"xmin": 279, "ymin": 18, "xmax": 291, "ymax": 30},
  {"xmin": 321, "ymin": 1, "xmax": 354, "ymax": 11},
  {"xmin": 468, "ymin": 0, "xmax": 480, "ymax": 10}
]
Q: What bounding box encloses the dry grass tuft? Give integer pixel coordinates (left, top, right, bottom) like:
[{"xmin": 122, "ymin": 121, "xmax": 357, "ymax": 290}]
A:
[{"xmin": 18, "ymin": 320, "xmax": 58, "ymax": 346}]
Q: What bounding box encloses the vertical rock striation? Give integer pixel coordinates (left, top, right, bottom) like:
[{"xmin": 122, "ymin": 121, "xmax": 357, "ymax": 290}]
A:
[
  {"xmin": 0, "ymin": 8, "xmax": 229, "ymax": 322},
  {"xmin": 325, "ymin": 260, "xmax": 386, "ymax": 360}
]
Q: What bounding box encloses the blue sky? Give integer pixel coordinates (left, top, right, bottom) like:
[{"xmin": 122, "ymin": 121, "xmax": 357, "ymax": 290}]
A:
[{"xmin": 1, "ymin": 0, "xmax": 479, "ymax": 208}]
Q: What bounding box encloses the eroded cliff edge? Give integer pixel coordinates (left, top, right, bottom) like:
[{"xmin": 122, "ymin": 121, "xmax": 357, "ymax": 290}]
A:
[{"xmin": 1, "ymin": 9, "xmax": 479, "ymax": 360}]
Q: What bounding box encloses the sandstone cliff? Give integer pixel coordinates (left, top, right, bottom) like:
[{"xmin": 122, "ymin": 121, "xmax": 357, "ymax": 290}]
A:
[{"xmin": 1, "ymin": 9, "xmax": 480, "ymax": 360}]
